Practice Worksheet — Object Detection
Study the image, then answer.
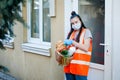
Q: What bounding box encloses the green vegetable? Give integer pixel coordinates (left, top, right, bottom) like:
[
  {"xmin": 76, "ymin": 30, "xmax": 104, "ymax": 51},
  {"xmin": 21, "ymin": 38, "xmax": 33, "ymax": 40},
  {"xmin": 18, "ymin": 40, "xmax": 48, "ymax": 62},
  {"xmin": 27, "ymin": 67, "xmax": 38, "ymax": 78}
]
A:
[{"xmin": 61, "ymin": 50, "xmax": 68, "ymax": 56}]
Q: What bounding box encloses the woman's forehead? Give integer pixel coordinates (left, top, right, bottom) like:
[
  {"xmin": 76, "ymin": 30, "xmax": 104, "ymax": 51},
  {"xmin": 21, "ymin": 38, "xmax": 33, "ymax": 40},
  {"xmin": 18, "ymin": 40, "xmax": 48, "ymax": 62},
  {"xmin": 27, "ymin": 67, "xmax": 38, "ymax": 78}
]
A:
[{"xmin": 71, "ymin": 17, "xmax": 80, "ymax": 22}]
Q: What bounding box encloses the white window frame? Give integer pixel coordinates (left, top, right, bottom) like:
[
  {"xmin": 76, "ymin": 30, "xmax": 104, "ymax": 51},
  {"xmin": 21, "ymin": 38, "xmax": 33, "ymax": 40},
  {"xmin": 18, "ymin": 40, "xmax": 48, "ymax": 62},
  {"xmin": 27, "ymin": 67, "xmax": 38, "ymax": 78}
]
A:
[{"xmin": 22, "ymin": 0, "xmax": 51, "ymax": 56}]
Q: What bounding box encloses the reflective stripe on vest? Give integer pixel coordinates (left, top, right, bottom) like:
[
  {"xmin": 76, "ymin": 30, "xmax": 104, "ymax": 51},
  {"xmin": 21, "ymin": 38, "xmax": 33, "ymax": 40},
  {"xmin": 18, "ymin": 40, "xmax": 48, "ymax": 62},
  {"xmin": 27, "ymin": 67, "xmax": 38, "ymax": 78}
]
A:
[
  {"xmin": 71, "ymin": 60, "xmax": 90, "ymax": 65},
  {"xmin": 75, "ymin": 49, "xmax": 91, "ymax": 55},
  {"xmin": 64, "ymin": 28, "xmax": 92, "ymax": 76}
]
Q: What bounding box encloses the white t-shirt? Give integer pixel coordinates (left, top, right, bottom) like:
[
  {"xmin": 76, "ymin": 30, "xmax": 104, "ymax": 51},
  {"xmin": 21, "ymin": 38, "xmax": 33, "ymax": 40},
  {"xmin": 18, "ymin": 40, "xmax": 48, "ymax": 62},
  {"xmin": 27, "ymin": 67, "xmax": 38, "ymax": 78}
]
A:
[
  {"xmin": 73, "ymin": 29, "xmax": 92, "ymax": 40},
  {"xmin": 84, "ymin": 29, "xmax": 92, "ymax": 39}
]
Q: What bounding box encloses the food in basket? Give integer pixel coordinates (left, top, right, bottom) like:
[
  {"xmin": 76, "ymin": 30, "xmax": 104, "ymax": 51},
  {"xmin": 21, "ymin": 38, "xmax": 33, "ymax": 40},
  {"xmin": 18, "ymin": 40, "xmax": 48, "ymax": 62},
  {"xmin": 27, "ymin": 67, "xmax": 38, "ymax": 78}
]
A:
[{"xmin": 55, "ymin": 40, "xmax": 76, "ymax": 66}]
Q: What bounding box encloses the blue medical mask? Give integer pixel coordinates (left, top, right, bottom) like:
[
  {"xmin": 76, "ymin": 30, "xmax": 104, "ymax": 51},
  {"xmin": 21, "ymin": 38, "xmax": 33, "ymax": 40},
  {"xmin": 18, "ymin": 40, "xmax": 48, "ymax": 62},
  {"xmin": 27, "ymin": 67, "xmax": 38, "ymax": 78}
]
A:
[{"xmin": 72, "ymin": 22, "xmax": 81, "ymax": 30}]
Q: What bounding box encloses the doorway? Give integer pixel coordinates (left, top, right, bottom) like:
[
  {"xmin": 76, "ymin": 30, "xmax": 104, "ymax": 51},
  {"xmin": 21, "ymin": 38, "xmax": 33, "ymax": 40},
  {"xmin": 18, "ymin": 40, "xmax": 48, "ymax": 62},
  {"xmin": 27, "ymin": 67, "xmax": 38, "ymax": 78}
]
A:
[{"xmin": 64, "ymin": 0, "xmax": 112, "ymax": 80}]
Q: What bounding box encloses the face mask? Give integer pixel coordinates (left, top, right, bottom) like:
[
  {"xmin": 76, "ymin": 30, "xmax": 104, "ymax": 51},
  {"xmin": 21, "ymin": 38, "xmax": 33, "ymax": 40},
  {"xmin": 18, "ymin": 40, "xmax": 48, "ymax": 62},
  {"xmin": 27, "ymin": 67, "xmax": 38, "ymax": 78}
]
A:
[{"xmin": 72, "ymin": 22, "xmax": 81, "ymax": 30}]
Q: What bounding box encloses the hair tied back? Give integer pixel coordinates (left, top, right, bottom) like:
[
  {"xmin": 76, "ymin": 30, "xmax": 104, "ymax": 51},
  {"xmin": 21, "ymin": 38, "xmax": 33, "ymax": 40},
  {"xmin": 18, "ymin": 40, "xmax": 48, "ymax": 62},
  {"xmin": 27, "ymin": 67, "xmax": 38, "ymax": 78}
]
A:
[{"xmin": 71, "ymin": 11, "xmax": 77, "ymax": 16}]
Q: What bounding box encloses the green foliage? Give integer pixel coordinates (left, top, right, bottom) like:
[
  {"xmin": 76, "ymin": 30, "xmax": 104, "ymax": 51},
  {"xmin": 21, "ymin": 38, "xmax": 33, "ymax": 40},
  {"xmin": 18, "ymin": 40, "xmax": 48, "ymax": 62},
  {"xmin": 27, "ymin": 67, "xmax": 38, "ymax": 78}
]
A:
[{"xmin": 0, "ymin": 0, "xmax": 26, "ymax": 49}]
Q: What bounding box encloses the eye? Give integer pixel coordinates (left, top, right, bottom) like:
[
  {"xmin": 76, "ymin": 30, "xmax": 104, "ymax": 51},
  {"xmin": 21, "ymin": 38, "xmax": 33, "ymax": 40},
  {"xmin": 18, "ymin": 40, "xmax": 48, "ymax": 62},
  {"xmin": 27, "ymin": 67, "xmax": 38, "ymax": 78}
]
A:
[{"xmin": 75, "ymin": 21, "xmax": 78, "ymax": 24}]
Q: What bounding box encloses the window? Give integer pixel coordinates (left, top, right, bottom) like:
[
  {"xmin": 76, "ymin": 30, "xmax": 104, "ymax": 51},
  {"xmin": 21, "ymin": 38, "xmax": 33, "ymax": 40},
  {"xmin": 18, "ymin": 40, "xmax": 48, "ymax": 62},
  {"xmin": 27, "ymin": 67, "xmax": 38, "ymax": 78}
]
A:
[
  {"xmin": 28, "ymin": 0, "xmax": 51, "ymax": 44},
  {"xmin": 78, "ymin": 0, "xmax": 105, "ymax": 65},
  {"xmin": 22, "ymin": 0, "xmax": 51, "ymax": 56}
]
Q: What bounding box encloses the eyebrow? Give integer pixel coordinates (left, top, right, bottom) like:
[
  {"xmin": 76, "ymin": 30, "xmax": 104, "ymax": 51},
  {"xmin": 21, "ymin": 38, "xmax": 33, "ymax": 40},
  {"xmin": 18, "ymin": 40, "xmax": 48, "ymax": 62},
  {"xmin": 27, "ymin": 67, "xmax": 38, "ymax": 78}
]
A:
[{"xmin": 71, "ymin": 21, "xmax": 78, "ymax": 24}]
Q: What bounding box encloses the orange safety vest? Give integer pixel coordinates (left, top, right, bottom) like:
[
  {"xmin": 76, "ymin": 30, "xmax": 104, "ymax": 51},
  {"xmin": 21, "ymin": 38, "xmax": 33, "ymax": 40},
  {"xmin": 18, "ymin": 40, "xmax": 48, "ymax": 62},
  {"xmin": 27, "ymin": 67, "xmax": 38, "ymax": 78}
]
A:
[{"xmin": 64, "ymin": 28, "xmax": 92, "ymax": 76}]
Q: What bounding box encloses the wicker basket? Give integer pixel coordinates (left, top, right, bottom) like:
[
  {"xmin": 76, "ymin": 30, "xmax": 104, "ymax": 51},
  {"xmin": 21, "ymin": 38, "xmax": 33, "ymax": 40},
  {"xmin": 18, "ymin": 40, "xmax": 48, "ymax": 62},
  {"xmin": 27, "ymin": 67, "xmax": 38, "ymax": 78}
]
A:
[{"xmin": 55, "ymin": 51, "xmax": 71, "ymax": 66}]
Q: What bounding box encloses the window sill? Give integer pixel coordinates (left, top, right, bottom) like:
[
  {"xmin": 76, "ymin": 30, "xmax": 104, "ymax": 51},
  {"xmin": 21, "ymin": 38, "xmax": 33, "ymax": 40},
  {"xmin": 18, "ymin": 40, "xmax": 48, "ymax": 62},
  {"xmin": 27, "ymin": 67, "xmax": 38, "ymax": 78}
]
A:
[
  {"xmin": 4, "ymin": 42, "xmax": 14, "ymax": 49},
  {"xmin": 22, "ymin": 43, "xmax": 51, "ymax": 56}
]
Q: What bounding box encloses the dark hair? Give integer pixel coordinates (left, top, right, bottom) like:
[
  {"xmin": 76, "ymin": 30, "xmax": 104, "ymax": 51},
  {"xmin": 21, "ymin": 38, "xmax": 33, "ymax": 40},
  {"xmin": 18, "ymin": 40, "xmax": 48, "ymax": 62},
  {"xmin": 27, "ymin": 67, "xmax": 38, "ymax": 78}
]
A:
[{"xmin": 67, "ymin": 11, "xmax": 86, "ymax": 42}]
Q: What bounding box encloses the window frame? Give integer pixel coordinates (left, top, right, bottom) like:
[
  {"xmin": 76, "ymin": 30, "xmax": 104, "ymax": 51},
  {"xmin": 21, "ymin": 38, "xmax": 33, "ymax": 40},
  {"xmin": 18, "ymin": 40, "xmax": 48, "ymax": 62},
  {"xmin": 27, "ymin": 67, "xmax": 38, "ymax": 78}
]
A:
[
  {"xmin": 27, "ymin": 0, "xmax": 51, "ymax": 46},
  {"xmin": 22, "ymin": 0, "xmax": 51, "ymax": 56}
]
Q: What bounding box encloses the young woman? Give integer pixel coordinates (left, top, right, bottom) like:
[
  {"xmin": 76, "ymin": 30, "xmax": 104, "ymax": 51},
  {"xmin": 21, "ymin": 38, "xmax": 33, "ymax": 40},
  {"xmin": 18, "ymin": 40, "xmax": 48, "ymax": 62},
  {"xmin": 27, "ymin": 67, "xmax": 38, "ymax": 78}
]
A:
[{"xmin": 64, "ymin": 11, "xmax": 92, "ymax": 80}]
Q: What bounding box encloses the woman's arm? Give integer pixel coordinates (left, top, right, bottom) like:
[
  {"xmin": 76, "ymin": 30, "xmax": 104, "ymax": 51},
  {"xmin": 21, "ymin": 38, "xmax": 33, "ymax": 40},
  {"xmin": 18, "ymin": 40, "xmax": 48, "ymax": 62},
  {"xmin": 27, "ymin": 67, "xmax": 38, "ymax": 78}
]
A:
[{"xmin": 72, "ymin": 38, "xmax": 92, "ymax": 52}]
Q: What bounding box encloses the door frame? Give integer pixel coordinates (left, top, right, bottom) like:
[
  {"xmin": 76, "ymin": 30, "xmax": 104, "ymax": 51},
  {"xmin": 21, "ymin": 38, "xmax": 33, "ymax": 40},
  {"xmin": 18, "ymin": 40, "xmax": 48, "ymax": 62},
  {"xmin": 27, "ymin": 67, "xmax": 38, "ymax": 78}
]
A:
[
  {"xmin": 104, "ymin": 0, "xmax": 112, "ymax": 80},
  {"xmin": 64, "ymin": 0, "xmax": 112, "ymax": 80}
]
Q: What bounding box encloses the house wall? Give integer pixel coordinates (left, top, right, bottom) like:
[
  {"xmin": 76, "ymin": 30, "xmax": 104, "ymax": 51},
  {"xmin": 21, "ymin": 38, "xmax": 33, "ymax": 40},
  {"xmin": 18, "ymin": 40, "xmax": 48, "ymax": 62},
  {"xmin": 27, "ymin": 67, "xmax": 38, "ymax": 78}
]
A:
[
  {"xmin": 0, "ymin": 0, "xmax": 65, "ymax": 80},
  {"xmin": 50, "ymin": 0, "xmax": 65, "ymax": 79},
  {"xmin": 0, "ymin": 22, "xmax": 25, "ymax": 80}
]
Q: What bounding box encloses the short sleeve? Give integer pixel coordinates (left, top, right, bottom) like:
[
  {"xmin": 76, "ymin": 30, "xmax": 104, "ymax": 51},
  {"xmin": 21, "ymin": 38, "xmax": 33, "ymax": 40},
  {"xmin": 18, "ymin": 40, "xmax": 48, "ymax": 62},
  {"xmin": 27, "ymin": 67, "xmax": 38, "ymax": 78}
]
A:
[{"xmin": 84, "ymin": 29, "xmax": 92, "ymax": 39}]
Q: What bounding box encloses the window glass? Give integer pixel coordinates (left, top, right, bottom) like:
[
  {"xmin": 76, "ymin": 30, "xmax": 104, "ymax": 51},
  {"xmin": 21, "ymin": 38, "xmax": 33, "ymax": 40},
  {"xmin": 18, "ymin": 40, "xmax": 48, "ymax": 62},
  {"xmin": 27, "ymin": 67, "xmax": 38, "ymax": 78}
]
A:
[
  {"xmin": 78, "ymin": 0, "xmax": 105, "ymax": 64},
  {"xmin": 31, "ymin": 0, "xmax": 39, "ymax": 38},
  {"xmin": 43, "ymin": 0, "xmax": 51, "ymax": 42},
  {"xmin": 28, "ymin": 0, "xmax": 51, "ymax": 43}
]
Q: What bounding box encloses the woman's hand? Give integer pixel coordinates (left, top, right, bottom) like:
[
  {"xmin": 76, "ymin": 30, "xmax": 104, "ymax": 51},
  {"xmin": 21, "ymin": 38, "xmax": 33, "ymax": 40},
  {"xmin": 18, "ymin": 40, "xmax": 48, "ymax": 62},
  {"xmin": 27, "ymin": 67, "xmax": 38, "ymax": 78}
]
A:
[{"xmin": 64, "ymin": 39, "xmax": 73, "ymax": 46}]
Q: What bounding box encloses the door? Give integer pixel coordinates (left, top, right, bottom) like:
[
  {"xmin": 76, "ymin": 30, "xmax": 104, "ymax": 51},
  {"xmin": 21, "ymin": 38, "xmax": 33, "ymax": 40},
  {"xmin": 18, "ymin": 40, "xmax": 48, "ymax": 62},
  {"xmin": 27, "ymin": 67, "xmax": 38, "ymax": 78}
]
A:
[{"xmin": 64, "ymin": 0, "xmax": 112, "ymax": 80}]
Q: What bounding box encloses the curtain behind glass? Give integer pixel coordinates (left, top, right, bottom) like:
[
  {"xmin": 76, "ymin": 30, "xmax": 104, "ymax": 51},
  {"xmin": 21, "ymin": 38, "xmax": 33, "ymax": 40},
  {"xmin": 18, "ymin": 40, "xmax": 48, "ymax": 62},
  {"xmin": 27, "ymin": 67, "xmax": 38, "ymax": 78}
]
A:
[
  {"xmin": 31, "ymin": 0, "xmax": 39, "ymax": 38},
  {"xmin": 78, "ymin": 0, "xmax": 105, "ymax": 64},
  {"xmin": 43, "ymin": 0, "xmax": 51, "ymax": 42}
]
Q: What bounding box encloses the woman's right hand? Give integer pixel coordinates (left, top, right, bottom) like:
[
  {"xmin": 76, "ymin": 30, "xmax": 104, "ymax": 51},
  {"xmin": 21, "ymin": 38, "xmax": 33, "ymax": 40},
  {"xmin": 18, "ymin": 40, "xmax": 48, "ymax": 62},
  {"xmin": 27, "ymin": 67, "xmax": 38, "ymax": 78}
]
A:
[{"xmin": 64, "ymin": 39, "xmax": 73, "ymax": 46}]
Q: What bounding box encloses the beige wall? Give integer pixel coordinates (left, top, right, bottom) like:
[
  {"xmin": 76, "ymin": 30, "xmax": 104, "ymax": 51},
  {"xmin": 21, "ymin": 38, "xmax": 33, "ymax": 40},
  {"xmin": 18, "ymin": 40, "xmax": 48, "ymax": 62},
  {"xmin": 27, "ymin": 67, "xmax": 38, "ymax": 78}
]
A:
[
  {"xmin": 0, "ymin": 22, "xmax": 25, "ymax": 80},
  {"xmin": 50, "ymin": 0, "xmax": 65, "ymax": 79},
  {"xmin": 0, "ymin": 0, "xmax": 65, "ymax": 80}
]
